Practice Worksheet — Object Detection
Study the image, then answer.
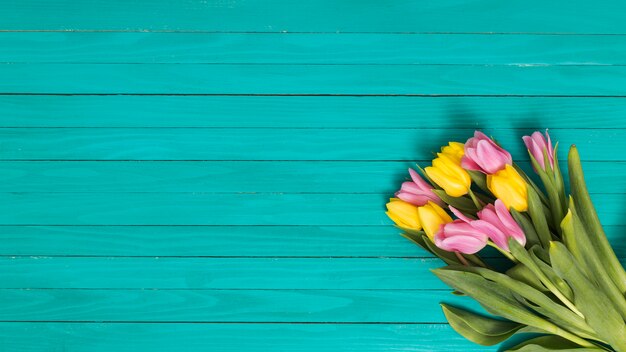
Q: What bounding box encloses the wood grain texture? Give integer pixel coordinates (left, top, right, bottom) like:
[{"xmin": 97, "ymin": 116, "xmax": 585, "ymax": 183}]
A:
[
  {"xmin": 0, "ymin": 128, "xmax": 621, "ymax": 161},
  {"xmin": 2, "ymin": 0, "xmax": 626, "ymax": 33},
  {"xmin": 2, "ymin": 96, "xmax": 626, "ymax": 128},
  {"xmin": 0, "ymin": 193, "xmax": 622, "ymax": 226},
  {"xmin": 0, "ymin": 257, "xmax": 452, "ymax": 289},
  {"xmin": 0, "ymin": 288, "xmax": 480, "ymax": 322},
  {"xmin": 2, "ymin": 2, "xmax": 626, "ymax": 350},
  {"xmin": 3, "ymin": 64, "xmax": 626, "ymax": 95},
  {"xmin": 2, "ymin": 33, "xmax": 626, "ymax": 65},
  {"xmin": 0, "ymin": 161, "xmax": 623, "ymax": 193},
  {"xmin": 0, "ymin": 323, "xmax": 486, "ymax": 352},
  {"xmin": 0, "ymin": 225, "xmax": 624, "ymax": 257}
]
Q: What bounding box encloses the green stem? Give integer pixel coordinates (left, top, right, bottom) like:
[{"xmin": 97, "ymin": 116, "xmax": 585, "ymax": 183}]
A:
[
  {"xmin": 486, "ymin": 242, "xmax": 517, "ymax": 262},
  {"xmin": 551, "ymin": 326, "xmax": 600, "ymax": 349},
  {"xmin": 467, "ymin": 189, "xmax": 483, "ymax": 210},
  {"xmin": 454, "ymin": 251, "xmax": 469, "ymax": 266}
]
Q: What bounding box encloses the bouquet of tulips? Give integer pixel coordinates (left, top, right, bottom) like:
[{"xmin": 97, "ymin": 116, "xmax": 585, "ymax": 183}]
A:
[{"xmin": 385, "ymin": 131, "xmax": 626, "ymax": 351}]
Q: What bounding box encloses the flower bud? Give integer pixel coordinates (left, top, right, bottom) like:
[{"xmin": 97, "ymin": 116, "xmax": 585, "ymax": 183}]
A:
[
  {"xmin": 523, "ymin": 130, "xmax": 555, "ymax": 171},
  {"xmin": 418, "ymin": 201, "xmax": 453, "ymax": 240},
  {"xmin": 434, "ymin": 220, "xmax": 488, "ymax": 254},
  {"xmin": 461, "ymin": 131, "xmax": 512, "ymax": 174},
  {"xmin": 473, "ymin": 199, "xmax": 526, "ymax": 251},
  {"xmin": 395, "ymin": 168, "xmax": 443, "ymax": 207},
  {"xmin": 425, "ymin": 153, "xmax": 471, "ymax": 197},
  {"xmin": 487, "ymin": 165, "xmax": 528, "ymax": 212},
  {"xmin": 385, "ymin": 198, "xmax": 421, "ymax": 230}
]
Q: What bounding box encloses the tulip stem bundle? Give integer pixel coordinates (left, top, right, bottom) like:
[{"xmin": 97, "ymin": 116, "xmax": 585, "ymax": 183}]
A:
[{"xmin": 385, "ymin": 131, "xmax": 626, "ymax": 351}]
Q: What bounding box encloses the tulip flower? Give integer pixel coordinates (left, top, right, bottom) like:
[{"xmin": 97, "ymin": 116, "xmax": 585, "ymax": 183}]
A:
[
  {"xmin": 523, "ymin": 130, "xmax": 555, "ymax": 171},
  {"xmin": 418, "ymin": 201, "xmax": 453, "ymax": 240},
  {"xmin": 461, "ymin": 131, "xmax": 512, "ymax": 174},
  {"xmin": 395, "ymin": 168, "xmax": 443, "ymax": 207},
  {"xmin": 472, "ymin": 199, "xmax": 526, "ymax": 251},
  {"xmin": 434, "ymin": 220, "xmax": 488, "ymax": 254},
  {"xmin": 385, "ymin": 198, "xmax": 421, "ymax": 231},
  {"xmin": 425, "ymin": 153, "xmax": 471, "ymax": 197},
  {"xmin": 487, "ymin": 165, "xmax": 528, "ymax": 212},
  {"xmin": 441, "ymin": 142, "xmax": 465, "ymax": 163}
]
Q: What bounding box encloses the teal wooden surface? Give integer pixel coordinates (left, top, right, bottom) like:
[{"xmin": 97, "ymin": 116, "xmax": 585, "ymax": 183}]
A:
[
  {"xmin": 2, "ymin": 0, "xmax": 626, "ymax": 33},
  {"xmin": 1, "ymin": 1, "xmax": 625, "ymax": 351},
  {"xmin": 0, "ymin": 225, "xmax": 624, "ymax": 257},
  {"xmin": 4, "ymin": 64, "xmax": 626, "ymax": 95},
  {"xmin": 3, "ymin": 33, "xmax": 626, "ymax": 65},
  {"xmin": 0, "ymin": 161, "xmax": 622, "ymax": 193},
  {"xmin": 0, "ymin": 128, "xmax": 622, "ymax": 160},
  {"xmin": 1, "ymin": 96, "xmax": 626, "ymax": 128},
  {"xmin": 0, "ymin": 323, "xmax": 489, "ymax": 352},
  {"xmin": 0, "ymin": 193, "xmax": 622, "ymax": 225}
]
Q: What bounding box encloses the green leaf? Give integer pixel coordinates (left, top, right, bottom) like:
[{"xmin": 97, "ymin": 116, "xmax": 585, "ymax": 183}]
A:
[
  {"xmin": 526, "ymin": 187, "xmax": 552, "ymax": 248},
  {"xmin": 507, "ymin": 336, "xmax": 604, "ymax": 351},
  {"xmin": 506, "ymin": 263, "xmax": 548, "ymax": 292},
  {"xmin": 432, "ymin": 266, "xmax": 596, "ymax": 344},
  {"xmin": 466, "ymin": 262, "xmax": 596, "ymax": 341},
  {"xmin": 432, "ymin": 189, "xmax": 478, "ymax": 213},
  {"xmin": 527, "ymin": 147, "xmax": 566, "ymax": 234},
  {"xmin": 568, "ymin": 145, "xmax": 626, "ymax": 294},
  {"xmin": 467, "ymin": 170, "xmax": 490, "ymax": 194},
  {"xmin": 511, "ymin": 209, "xmax": 541, "ymax": 248},
  {"xmin": 529, "ymin": 247, "xmax": 574, "ymax": 301},
  {"xmin": 432, "ymin": 268, "xmax": 552, "ymax": 330},
  {"xmin": 549, "ymin": 242, "xmax": 626, "ymax": 352},
  {"xmin": 441, "ymin": 304, "xmax": 524, "ymax": 346},
  {"xmin": 559, "ymin": 205, "xmax": 626, "ymax": 321}
]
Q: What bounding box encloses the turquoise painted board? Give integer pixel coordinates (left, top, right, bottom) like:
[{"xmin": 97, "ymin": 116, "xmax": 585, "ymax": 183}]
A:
[
  {"xmin": 1, "ymin": 1, "xmax": 626, "ymax": 351},
  {"xmin": 2, "ymin": 0, "xmax": 626, "ymax": 33}
]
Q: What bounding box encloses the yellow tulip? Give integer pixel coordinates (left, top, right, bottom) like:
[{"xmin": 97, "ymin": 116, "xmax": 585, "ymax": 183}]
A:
[
  {"xmin": 425, "ymin": 153, "xmax": 471, "ymax": 197},
  {"xmin": 385, "ymin": 198, "xmax": 421, "ymax": 230},
  {"xmin": 441, "ymin": 142, "xmax": 465, "ymax": 163},
  {"xmin": 487, "ymin": 164, "xmax": 528, "ymax": 212},
  {"xmin": 418, "ymin": 201, "xmax": 453, "ymax": 240}
]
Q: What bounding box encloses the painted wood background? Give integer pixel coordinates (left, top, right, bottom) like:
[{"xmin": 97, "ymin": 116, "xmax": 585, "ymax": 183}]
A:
[{"xmin": 1, "ymin": 1, "xmax": 625, "ymax": 350}]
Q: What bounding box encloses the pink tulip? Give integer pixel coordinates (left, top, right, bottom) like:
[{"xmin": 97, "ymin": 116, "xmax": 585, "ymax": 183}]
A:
[
  {"xmin": 472, "ymin": 199, "xmax": 526, "ymax": 251},
  {"xmin": 461, "ymin": 131, "xmax": 513, "ymax": 174},
  {"xmin": 522, "ymin": 130, "xmax": 555, "ymax": 170},
  {"xmin": 434, "ymin": 220, "xmax": 488, "ymax": 254},
  {"xmin": 395, "ymin": 168, "xmax": 443, "ymax": 207}
]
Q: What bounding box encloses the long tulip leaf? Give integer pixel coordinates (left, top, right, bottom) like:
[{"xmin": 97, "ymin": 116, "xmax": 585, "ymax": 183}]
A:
[
  {"xmin": 526, "ymin": 187, "xmax": 552, "ymax": 248},
  {"xmin": 568, "ymin": 145, "xmax": 626, "ymax": 294},
  {"xmin": 549, "ymin": 242, "xmax": 626, "ymax": 352},
  {"xmin": 560, "ymin": 204, "xmax": 626, "ymax": 320},
  {"xmin": 441, "ymin": 304, "xmax": 524, "ymax": 346},
  {"xmin": 511, "ymin": 209, "xmax": 541, "ymax": 248},
  {"xmin": 433, "ymin": 266, "xmax": 597, "ymax": 345},
  {"xmin": 467, "ymin": 263, "xmax": 596, "ymax": 340},
  {"xmin": 506, "ymin": 263, "xmax": 549, "ymax": 292},
  {"xmin": 507, "ymin": 336, "xmax": 604, "ymax": 351}
]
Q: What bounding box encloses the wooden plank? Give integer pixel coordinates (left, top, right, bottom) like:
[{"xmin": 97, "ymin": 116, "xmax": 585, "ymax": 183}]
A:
[
  {"xmin": 2, "ymin": 64, "xmax": 626, "ymax": 95},
  {"xmin": 2, "ymin": 96, "xmax": 626, "ymax": 129},
  {"xmin": 1, "ymin": 0, "xmax": 625, "ymax": 34},
  {"xmin": 2, "ymin": 33, "xmax": 626, "ymax": 65},
  {"xmin": 0, "ymin": 225, "xmax": 623, "ymax": 257},
  {"xmin": 0, "ymin": 128, "xmax": 622, "ymax": 161},
  {"xmin": 0, "ymin": 257, "xmax": 452, "ymax": 289},
  {"xmin": 0, "ymin": 322, "xmax": 487, "ymax": 352},
  {"xmin": 0, "ymin": 161, "xmax": 623, "ymax": 194},
  {"xmin": 0, "ymin": 288, "xmax": 480, "ymax": 322},
  {"xmin": 0, "ymin": 257, "xmax": 623, "ymax": 290},
  {"xmin": 0, "ymin": 193, "xmax": 621, "ymax": 226}
]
